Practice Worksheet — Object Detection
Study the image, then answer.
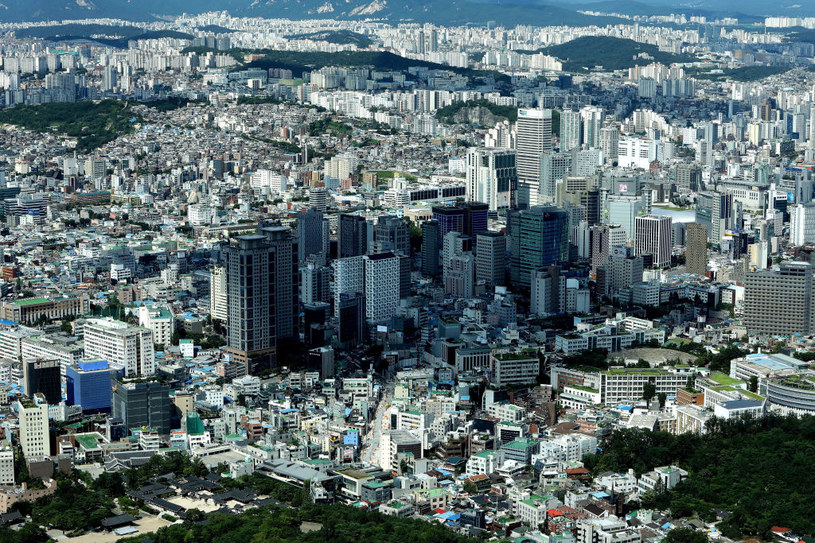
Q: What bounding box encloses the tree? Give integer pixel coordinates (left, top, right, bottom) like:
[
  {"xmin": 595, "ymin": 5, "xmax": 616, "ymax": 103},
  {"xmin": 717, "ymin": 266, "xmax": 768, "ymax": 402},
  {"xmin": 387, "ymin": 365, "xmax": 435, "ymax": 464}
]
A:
[
  {"xmin": 663, "ymin": 527, "xmax": 709, "ymax": 543},
  {"xmin": 463, "ymin": 480, "xmax": 478, "ymax": 494},
  {"xmin": 642, "ymin": 382, "xmax": 657, "ymax": 403},
  {"xmin": 749, "ymin": 375, "xmax": 758, "ymax": 393},
  {"xmin": 685, "ymin": 375, "xmax": 696, "ymax": 392},
  {"xmin": 658, "ymin": 392, "xmax": 667, "ymax": 408}
]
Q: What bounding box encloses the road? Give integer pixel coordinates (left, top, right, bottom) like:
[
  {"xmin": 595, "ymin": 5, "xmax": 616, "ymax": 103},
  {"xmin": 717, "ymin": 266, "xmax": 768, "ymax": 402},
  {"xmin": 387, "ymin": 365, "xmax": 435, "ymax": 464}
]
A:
[{"xmin": 361, "ymin": 380, "xmax": 393, "ymax": 467}]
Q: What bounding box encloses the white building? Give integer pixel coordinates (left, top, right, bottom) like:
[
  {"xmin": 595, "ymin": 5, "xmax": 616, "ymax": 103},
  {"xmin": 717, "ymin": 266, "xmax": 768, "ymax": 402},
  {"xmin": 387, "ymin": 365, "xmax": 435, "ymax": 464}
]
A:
[
  {"xmin": 790, "ymin": 203, "xmax": 815, "ymax": 246},
  {"xmin": 138, "ymin": 305, "xmax": 175, "ymax": 347},
  {"xmin": 0, "ymin": 445, "xmax": 14, "ymax": 485},
  {"xmin": 84, "ymin": 318, "xmax": 155, "ymax": 377},
  {"xmin": 210, "ymin": 265, "xmax": 228, "ymax": 322},
  {"xmin": 363, "ymin": 252, "xmax": 400, "ymax": 323},
  {"xmin": 634, "ymin": 215, "xmax": 672, "ymax": 268},
  {"xmin": 17, "ymin": 396, "xmax": 50, "ymax": 459}
]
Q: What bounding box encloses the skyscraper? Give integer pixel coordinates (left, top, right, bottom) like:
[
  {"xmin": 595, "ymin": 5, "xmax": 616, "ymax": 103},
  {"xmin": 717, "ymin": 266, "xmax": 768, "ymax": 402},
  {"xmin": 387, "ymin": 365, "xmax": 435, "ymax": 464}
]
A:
[
  {"xmin": 580, "ymin": 105, "xmax": 603, "ymax": 149},
  {"xmin": 599, "ymin": 127, "xmax": 619, "ymax": 164},
  {"xmin": 476, "ymin": 231, "xmax": 506, "ymax": 288},
  {"xmin": 338, "ymin": 214, "xmax": 369, "ymax": 258},
  {"xmin": 560, "ymin": 110, "xmax": 582, "ymax": 152},
  {"xmin": 259, "ymin": 224, "xmax": 298, "ymax": 341},
  {"xmin": 17, "ymin": 395, "xmax": 50, "ymax": 459},
  {"xmin": 508, "ymin": 206, "xmax": 569, "ymax": 289},
  {"xmin": 685, "ymin": 223, "xmax": 708, "ymax": 277},
  {"xmin": 23, "ymin": 359, "xmax": 61, "ymax": 405},
  {"xmin": 432, "ymin": 202, "xmax": 488, "ymax": 244},
  {"xmin": 696, "ymin": 192, "xmax": 734, "ymax": 246},
  {"xmin": 373, "ymin": 215, "xmax": 410, "ymax": 256},
  {"xmin": 66, "ymin": 360, "xmax": 121, "ymax": 414},
  {"xmin": 421, "ymin": 220, "xmax": 440, "ymax": 278},
  {"xmin": 84, "ymin": 318, "xmax": 155, "ymax": 377},
  {"xmin": 224, "ymin": 234, "xmax": 276, "ymax": 374},
  {"xmin": 790, "ymin": 203, "xmax": 815, "ymax": 246},
  {"xmin": 745, "ymin": 262, "xmax": 815, "ymax": 336},
  {"xmin": 634, "ymin": 215, "xmax": 673, "ymax": 268},
  {"xmin": 539, "ymin": 152, "xmax": 569, "ymax": 204},
  {"xmin": 516, "ymin": 108, "xmax": 553, "ymax": 208},
  {"xmin": 363, "ymin": 252, "xmax": 400, "ymax": 323},
  {"xmin": 111, "ymin": 375, "xmax": 171, "ymax": 435},
  {"xmin": 675, "ymin": 163, "xmax": 702, "ymax": 191},
  {"xmin": 465, "ymin": 148, "xmax": 516, "ymax": 211},
  {"xmin": 297, "ymin": 209, "xmax": 328, "ymax": 264},
  {"xmin": 209, "ymin": 265, "xmax": 228, "ymax": 322}
]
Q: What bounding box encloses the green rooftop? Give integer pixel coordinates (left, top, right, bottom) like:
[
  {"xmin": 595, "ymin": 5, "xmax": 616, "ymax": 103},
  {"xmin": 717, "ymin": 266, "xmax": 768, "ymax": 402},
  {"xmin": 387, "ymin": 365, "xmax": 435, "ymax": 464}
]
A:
[
  {"xmin": 186, "ymin": 413, "xmax": 205, "ymax": 435},
  {"xmin": 710, "ymin": 372, "xmax": 742, "ymax": 386},
  {"xmin": 12, "ymin": 297, "xmax": 50, "ymax": 306}
]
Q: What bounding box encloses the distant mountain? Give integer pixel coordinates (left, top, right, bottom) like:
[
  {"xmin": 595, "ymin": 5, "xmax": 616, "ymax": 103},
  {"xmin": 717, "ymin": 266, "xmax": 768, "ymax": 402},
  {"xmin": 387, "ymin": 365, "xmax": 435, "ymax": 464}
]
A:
[{"xmin": 0, "ymin": 0, "xmax": 624, "ymax": 26}]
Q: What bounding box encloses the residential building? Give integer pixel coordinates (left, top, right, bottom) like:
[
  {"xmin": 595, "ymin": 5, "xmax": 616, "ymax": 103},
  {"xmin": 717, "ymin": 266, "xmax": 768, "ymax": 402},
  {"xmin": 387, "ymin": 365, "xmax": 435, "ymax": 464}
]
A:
[{"xmin": 84, "ymin": 317, "xmax": 155, "ymax": 377}]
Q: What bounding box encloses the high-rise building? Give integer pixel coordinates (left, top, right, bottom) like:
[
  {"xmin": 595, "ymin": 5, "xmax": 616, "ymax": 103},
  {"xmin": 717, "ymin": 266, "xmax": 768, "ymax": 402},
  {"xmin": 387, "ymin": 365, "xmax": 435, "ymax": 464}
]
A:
[
  {"xmin": 539, "ymin": 152, "xmax": 569, "ymax": 203},
  {"xmin": 476, "ymin": 231, "xmax": 506, "ymax": 287},
  {"xmin": 373, "ymin": 216, "xmax": 410, "ymax": 256},
  {"xmin": 334, "ymin": 256, "xmax": 365, "ymax": 318},
  {"xmin": 696, "ymin": 192, "xmax": 734, "ymax": 246},
  {"xmin": 745, "ymin": 262, "xmax": 815, "ymax": 336},
  {"xmin": 685, "ymin": 223, "xmax": 708, "ymax": 277},
  {"xmin": 259, "ymin": 224, "xmax": 298, "ymax": 341},
  {"xmin": 301, "ymin": 262, "xmax": 331, "ymax": 305},
  {"xmin": 363, "ymin": 252, "xmax": 400, "ymax": 323},
  {"xmin": 111, "ymin": 375, "xmax": 171, "ymax": 435},
  {"xmin": 635, "ymin": 215, "xmax": 673, "ymax": 268},
  {"xmin": 560, "ymin": 110, "xmax": 582, "ymax": 152},
  {"xmin": 23, "ymin": 359, "xmax": 61, "ymax": 405},
  {"xmin": 297, "ymin": 209, "xmax": 328, "ymax": 264},
  {"xmin": 590, "ymin": 224, "xmax": 627, "ymax": 274},
  {"xmin": 675, "ymin": 163, "xmax": 702, "ymax": 191},
  {"xmin": 599, "ymin": 127, "xmax": 619, "ymax": 164},
  {"xmin": 580, "ymin": 106, "xmax": 604, "ymax": 149},
  {"xmin": 516, "ymin": 108, "xmax": 553, "ymax": 208},
  {"xmin": 432, "ymin": 202, "xmax": 488, "ymax": 244},
  {"xmin": 224, "ymin": 234, "xmax": 276, "ymax": 374},
  {"xmin": 465, "ymin": 148, "xmax": 515, "ymax": 211},
  {"xmin": 17, "ymin": 395, "xmax": 50, "ymax": 459},
  {"xmin": 790, "ymin": 203, "xmax": 815, "ymax": 246},
  {"xmin": 84, "ymin": 318, "xmax": 155, "ymax": 377},
  {"xmin": 210, "ymin": 265, "xmax": 228, "ymax": 321},
  {"xmin": 421, "ymin": 220, "xmax": 440, "ymax": 277},
  {"xmin": 604, "ymin": 195, "xmax": 649, "ymax": 240},
  {"xmin": 66, "ymin": 360, "xmax": 121, "ymax": 414},
  {"xmin": 508, "ymin": 206, "xmax": 569, "ymax": 289},
  {"xmin": 445, "ymin": 253, "xmax": 475, "ymax": 298},
  {"xmin": 338, "ymin": 214, "xmax": 369, "ymax": 258},
  {"xmin": 338, "ymin": 293, "xmax": 365, "ymax": 347},
  {"xmin": 609, "ymin": 246, "xmax": 644, "ymax": 293}
]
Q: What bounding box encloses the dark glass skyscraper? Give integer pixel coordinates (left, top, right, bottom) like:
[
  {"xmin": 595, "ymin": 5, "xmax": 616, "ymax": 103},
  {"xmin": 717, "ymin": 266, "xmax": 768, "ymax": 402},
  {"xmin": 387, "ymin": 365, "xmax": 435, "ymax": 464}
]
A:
[
  {"xmin": 421, "ymin": 220, "xmax": 440, "ymax": 277},
  {"xmin": 432, "ymin": 202, "xmax": 488, "ymax": 245},
  {"xmin": 338, "ymin": 214, "xmax": 369, "ymax": 258},
  {"xmin": 508, "ymin": 206, "xmax": 570, "ymax": 289}
]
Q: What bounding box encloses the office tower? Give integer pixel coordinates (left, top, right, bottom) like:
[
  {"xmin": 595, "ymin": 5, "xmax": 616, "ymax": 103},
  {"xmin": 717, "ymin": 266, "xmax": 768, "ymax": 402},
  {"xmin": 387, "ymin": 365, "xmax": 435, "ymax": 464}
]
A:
[
  {"xmin": 445, "ymin": 253, "xmax": 475, "ymax": 298},
  {"xmin": 675, "ymin": 163, "xmax": 702, "ymax": 191},
  {"xmin": 590, "ymin": 224, "xmax": 626, "ymax": 274},
  {"xmin": 309, "ymin": 186, "xmax": 327, "ymax": 212},
  {"xmin": 224, "ymin": 235, "xmax": 276, "ymax": 374},
  {"xmin": 581, "ymin": 106, "xmax": 603, "ymax": 149},
  {"xmin": 539, "ymin": 152, "xmax": 569, "ymax": 203},
  {"xmin": 685, "ymin": 223, "xmax": 708, "ymax": 277},
  {"xmin": 421, "ymin": 220, "xmax": 440, "ymax": 277},
  {"xmin": 111, "ymin": 375, "xmax": 171, "ymax": 435},
  {"xmin": 338, "ymin": 293, "xmax": 365, "ymax": 347},
  {"xmin": 338, "ymin": 214, "xmax": 369, "ymax": 258},
  {"xmin": 476, "ymin": 231, "xmax": 506, "ymax": 287},
  {"xmin": 745, "ymin": 262, "xmax": 815, "ymax": 336},
  {"xmin": 580, "ymin": 188, "xmax": 602, "ymax": 226},
  {"xmin": 23, "ymin": 359, "xmax": 61, "ymax": 405},
  {"xmin": 102, "ymin": 65, "xmax": 117, "ymax": 92},
  {"xmin": 432, "ymin": 202, "xmax": 489, "ymax": 244},
  {"xmin": 66, "ymin": 360, "xmax": 121, "ymax": 414},
  {"xmin": 397, "ymin": 254, "xmax": 411, "ymax": 300},
  {"xmin": 297, "ymin": 209, "xmax": 328, "ymax": 264},
  {"xmin": 373, "ymin": 216, "xmax": 410, "ymax": 256},
  {"xmin": 790, "ymin": 203, "xmax": 815, "ymax": 246},
  {"xmin": 696, "ymin": 192, "xmax": 734, "ymax": 246},
  {"xmin": 16, "ymin": 395, "xmax": 50, "ymax": 459},
  {"xmin": 516, "ymin": 108, "xmax": 553, "ymax": 208},
  {"xmin": 508, "ymin": 206, "xmax": 569, "ymax": 289},
  {"xmin": 260, "ymin": 224, "xmax": 298, "ymax": 341},
  {"xmin": 571, "ymin": 148, "xmax": 603, "ymax": 177},
  {"xmin": 560, "ymin": 110, "xmax": 582, "ymax": 152},
  {"xmin": 209, "ymin": 265, "xmax": 228, "ymax": 322},
  {"xmin": 84, "ymin": 317, "xmax": 155, "ymax": 377},
  {"xmin": 530, "ymin": 266, "xmax": 562, "ymax": 316},
  {"xmin": 635, "ymin": 215, "xmax": 673, "ymax": 268},
  {"xmin": 465, "ymin": 148, "xmax": 515, "ymax": 211},
  {"xmin": 303, "ymin": 302, "xmax": 331, "ymax": 347},
  {"xmin": 301, "ymin": 261, "xmax": 331, "ymax": 305},
  {"xmin": 310, "ymin": 346, "xmax": 335, "ymax": 379},
  {"xmin": 609, "ymin": 246, "xmax": 644, "ymax": 293},
  {"xmin": 604, "ymin": 195, "xmax": 648, "ymax": 240},
  {"xmin": 334, "ymin": 255, "xmax": 365, "ymax": 318},
  {"xmin": 363, "ymin": 252, "xmax": 400, "ymax": 323},
  {"xmin": 599, "ymin": 127, "xmax": 619, "ymax": 164},
  {"xmin": 810, "ymin": 105, "xmax": 815, "ymax": 150}
]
